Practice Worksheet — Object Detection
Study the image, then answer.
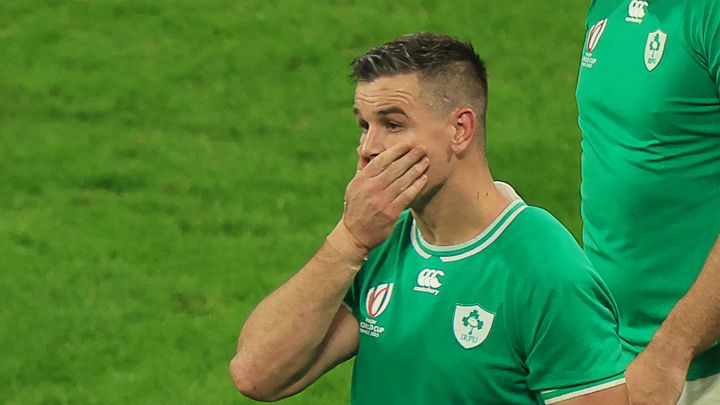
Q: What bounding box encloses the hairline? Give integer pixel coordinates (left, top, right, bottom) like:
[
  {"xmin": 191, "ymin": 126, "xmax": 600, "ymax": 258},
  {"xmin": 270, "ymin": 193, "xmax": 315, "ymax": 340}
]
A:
[{"xmin": 355, "ymin": 70, "xmax": 477, "ymax": 118}]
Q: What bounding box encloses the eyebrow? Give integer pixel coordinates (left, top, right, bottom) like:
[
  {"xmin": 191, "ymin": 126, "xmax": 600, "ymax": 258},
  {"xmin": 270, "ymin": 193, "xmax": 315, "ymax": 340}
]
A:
[
  {"xmin": 353, "ymin": 106, "xmax": 408, "ymax": 118},
  {"xmin": 376, "ymin": 107, "xmax": 407, "ymax": 117}
]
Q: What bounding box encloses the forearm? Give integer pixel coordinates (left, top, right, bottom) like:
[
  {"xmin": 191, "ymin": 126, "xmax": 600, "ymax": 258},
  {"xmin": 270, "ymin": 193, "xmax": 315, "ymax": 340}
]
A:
[
  {"xmin": 230, "ymin": 143, "xmax": 429, "ymax": 399},
  {"xmin": 232, "ymin": 223, "xmax": 365, "ymax": 394},
  {"xmin": 650, "ymin": 235, "xmax": 720, "ymax": 361}
]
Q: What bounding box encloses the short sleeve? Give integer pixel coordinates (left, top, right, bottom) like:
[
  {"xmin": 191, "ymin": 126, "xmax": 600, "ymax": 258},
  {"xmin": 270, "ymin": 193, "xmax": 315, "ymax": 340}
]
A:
[
  {"xmin": 343, "ymin": 210, "xmax": 412, "ymax": 319},
  {"xmin": 343, "ymin": 255, "xmax": 376, "ymax": 318},
  {"xmin": 687, "ymin": 0, "xmax": 720, "ymax": 92},
  {"xmin": 515, "ymin": 258, "xmax": 626, "ymax": 403}
]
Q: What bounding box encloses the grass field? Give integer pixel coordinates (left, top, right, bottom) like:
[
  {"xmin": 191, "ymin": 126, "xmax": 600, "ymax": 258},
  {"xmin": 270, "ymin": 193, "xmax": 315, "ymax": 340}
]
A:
[{"xmin": 1, "ymin": 1, "xmax": 589, "ymax": 403}]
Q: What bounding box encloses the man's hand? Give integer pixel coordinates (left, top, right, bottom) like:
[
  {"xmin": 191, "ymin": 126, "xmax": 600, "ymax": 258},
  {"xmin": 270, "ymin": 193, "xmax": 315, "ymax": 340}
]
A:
[
  {"xmin": 625, "ymin": 343, "xmax": 689, "ymax": 405},
  {"xmin": 341, "ymin": 142, "xmax": 429, "ymax": 251}
]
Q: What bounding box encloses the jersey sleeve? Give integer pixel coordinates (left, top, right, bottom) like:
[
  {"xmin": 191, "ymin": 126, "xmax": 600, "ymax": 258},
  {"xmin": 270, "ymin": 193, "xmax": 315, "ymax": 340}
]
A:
[
  {"xmin": 343, "ymin": 210, "xmax": 412, "ymax": 318},
  {"xmin": 687, "ymin": 0, "xmax": 720, "ymax": 92},
  {"xmin": 343, "ymin": 248, "xmax": 381, "ymax": 318},
  {"xmin": 514, "ymin": 241, "xmax": 626, "ymax": 403},
  {"xmin": 343, "ymin": 261, "xmax": 370, "ymax": 318}
]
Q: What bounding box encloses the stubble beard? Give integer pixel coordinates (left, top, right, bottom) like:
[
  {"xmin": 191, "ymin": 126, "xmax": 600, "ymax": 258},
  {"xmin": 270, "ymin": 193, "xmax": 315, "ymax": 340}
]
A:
[{"xmin": 408, "ymin": 180, "xmax": 444, "ymax": 215}]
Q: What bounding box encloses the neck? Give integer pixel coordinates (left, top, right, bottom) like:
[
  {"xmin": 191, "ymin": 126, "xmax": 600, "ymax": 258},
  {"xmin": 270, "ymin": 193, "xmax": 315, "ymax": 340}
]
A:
[{"xmin": 411, "ymin": 163, "xmax": 512, "ymax": 246}]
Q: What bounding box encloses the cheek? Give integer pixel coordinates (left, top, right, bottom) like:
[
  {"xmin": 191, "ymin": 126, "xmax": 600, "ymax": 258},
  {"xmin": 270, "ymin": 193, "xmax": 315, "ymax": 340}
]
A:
[
  {"xmin": 395, "ymin": 129, "xmax": 424, "ymax": 150},
  {"xmin": 424, "ymin": 139, "xmax": 454, "ymax": 179}
]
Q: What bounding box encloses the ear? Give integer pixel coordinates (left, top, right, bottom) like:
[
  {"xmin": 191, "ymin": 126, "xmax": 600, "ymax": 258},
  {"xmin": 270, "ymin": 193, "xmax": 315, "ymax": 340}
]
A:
[{"xmin": 449, "ymin": 108, "xmax": 477, "ymax": 155}]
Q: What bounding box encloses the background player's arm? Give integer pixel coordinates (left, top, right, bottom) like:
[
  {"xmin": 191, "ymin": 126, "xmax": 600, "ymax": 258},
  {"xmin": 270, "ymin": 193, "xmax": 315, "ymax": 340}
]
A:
[
  {"xmin": 647, "ymin": 0, "xmax": 720, "ymax": 361},
  {"xmin": 229, "ymin": 143, "xmax": 429, "ymax": 400},
  {"xmin": 626, "ymin": 236, "xmax": 720, "ymax": 403},
  {"xmin": 654, "ymin": 235, "xmax": 720, "ymax": 355},
  {"xmin": 625, "ymin": 3, "xmax": 720, "ymax": 402}
]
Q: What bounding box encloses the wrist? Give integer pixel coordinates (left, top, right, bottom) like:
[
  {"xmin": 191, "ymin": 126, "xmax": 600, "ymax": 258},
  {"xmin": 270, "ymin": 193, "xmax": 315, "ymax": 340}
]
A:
[{"xmin": 325, "ymin": 220, "xmax": 369, "ymax": 270}]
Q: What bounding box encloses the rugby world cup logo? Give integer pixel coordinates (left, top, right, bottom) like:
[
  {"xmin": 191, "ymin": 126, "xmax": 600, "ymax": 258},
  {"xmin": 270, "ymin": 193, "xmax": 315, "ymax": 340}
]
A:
[
  {"xmin": 365, "ymin": 283, "xmax": 394, "ymax": 318},
  {"xmin": 582, "ymin": 18, "xmax": 607, "ymax": 69},
  {"xmin": 586, "ymin": 18, "xmax": 608, "ymax": 52}
]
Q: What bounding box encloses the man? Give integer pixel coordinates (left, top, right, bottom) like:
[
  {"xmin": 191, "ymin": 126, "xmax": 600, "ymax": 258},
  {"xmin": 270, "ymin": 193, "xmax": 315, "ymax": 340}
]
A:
[
  {"xmin": 576, "ymin": 1, "xmax": 720, "ymax": 404},
  {"xmin": 231, "ymin": 32, "xmax": 628, "ymax": 404}
]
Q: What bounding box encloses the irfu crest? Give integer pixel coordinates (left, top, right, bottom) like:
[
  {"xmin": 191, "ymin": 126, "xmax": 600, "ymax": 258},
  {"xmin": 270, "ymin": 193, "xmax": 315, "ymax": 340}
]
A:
[
  {"xmin": 453, "ymin": 304, "xmax": 495, "ymax": 349},
  {"xmin": 645, "ymin": 30, "xmax": 667, "ymax": 71}
]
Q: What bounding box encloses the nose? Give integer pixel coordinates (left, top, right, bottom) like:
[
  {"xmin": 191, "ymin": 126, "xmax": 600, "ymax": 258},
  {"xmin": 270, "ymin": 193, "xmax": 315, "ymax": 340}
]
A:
[{"xmin": 358, "ymin": 128, "xmax": 384, "ymax": 165}]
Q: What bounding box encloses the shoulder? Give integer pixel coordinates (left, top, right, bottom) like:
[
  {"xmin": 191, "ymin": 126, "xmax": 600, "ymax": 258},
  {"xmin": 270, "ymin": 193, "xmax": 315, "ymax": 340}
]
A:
[
  {"xmin": 684, "ymin": 0, "xmax": 720, "ymax": 18},
  {"xmin": 504, "ymin": 205, "xmax": 581, "ymax": 254},
  {"xmin": 682, "ymin": 0, "xmax": 720, "ymax": 39},
  {"xmin": 500, "ymin": 206, "xmax": 598, "ymax": 286},
  {"xmin": 684, "ymin": 0, "xmax": 720, "ymax": 41},
  {"xmin": 500, "ymin": 206, "xmax": 618, "ymax": 327},
  {"xmin": 584, "ymin": 0, "xmax": 618, "ymax": 27},
  {"xmin": 680, "ymin": 0, "xmax": 720, "ymax": 77}
]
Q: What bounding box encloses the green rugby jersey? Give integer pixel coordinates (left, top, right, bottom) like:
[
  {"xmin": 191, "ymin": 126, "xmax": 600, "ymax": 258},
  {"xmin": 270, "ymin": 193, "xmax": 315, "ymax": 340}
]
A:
[
  {"xmin": 344, "ymin": 185, "xmax": 625, "ymax": 404},
  {"xmin": 576, "ymin": 0, "xmax": 720, "ymax": 379}
]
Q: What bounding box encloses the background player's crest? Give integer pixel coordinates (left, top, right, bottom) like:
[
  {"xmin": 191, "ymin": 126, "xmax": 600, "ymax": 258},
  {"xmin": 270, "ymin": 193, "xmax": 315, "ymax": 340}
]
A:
[
  {"xmin": 453, "ymin": 304, "xmax": 495, "ymax": 349},
  {"xmin": 644, "ymin": 30, "xmax": 667, "ymax": 71},
  {"xmin": 365, "ymin": 283, "xmax": 393, "ymax": 318}
]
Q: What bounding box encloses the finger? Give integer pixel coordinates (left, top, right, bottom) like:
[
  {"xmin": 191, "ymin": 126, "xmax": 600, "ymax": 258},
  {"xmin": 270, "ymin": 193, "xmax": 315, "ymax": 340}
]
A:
[
  {"xmin": 388, "ymin": 173, "xmax": 429, "ymax": 214},
  {"xmin": 362, "ymin": 143, "xmax": 413, "ymax": 177},
  {"xmin": 378, "ymin": 146, "xmax": 427, "ymax": 187},
  {"xmin": 385, "ymin": 156, "xmax": 429, "ymax": 197}
]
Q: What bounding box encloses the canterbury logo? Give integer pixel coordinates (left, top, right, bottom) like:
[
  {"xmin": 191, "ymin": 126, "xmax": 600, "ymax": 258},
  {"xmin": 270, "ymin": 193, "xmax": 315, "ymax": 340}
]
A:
[
  {"xmin": 417, "ymin": 269, "xmax": 444, "ymax": 288},
  {"xmin": 626, "ymin": 0, "xmax": 648, "ymax": 23},
  {"xmin": 414, "ymin": 269, "xmax": 444, "ymax": 295}
]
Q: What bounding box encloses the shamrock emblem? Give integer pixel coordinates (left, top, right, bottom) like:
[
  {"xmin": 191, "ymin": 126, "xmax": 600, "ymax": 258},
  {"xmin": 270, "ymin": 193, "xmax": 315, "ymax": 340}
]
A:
[{"xmin": 462, "ymin": 309, "xmax": 484, "ymax": 335}]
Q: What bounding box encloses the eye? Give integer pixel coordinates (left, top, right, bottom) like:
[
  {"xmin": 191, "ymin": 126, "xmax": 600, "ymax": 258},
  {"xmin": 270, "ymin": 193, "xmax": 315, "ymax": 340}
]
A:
[
  {"xmin": 387, "ymin": 122, "xmax": 403, "ymax": 132},
  {"xmin": 358, "ymin": 120, "xmax": 369, "ymax": 133}
]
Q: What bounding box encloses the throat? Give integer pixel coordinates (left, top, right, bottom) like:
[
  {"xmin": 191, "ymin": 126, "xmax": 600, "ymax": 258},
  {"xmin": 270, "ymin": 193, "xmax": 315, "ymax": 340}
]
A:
[{"xmin": 412, "ymin": 183, "xmax": 513, "ymax": 247}]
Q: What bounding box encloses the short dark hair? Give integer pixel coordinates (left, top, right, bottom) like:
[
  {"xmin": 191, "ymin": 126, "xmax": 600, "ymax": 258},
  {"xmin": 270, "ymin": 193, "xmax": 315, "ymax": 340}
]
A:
[{"xmin": 351, "ymin": 32, "xmax": 488, "ymax": 127}]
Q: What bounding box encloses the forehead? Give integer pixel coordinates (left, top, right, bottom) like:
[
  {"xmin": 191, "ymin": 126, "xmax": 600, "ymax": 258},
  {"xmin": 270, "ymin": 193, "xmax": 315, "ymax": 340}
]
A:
[{"xmin": 354, "ymin": 73, "xmax": 423, "ymax": 113}]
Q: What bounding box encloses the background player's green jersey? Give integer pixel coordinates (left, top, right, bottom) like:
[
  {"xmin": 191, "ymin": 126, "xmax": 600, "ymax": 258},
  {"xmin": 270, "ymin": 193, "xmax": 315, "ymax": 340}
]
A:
[
  {"xmin": 576, "ymin": 0, "xmax": 720, "ymax": 380},
  {"xmin": 344, "ymin": 185, "xmax": 625, "ymax": 404}
]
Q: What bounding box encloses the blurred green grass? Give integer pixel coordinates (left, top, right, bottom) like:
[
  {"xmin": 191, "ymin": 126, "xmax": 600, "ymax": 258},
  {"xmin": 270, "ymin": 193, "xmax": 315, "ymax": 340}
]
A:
[{"xmin": 0, "ymin": 1, "xmax": 587, "ymax": 403}]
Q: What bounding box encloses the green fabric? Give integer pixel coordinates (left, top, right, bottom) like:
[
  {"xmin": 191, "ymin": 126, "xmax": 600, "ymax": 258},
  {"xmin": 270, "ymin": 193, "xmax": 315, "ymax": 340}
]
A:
[
  {"xmin": 577, "ymin": 0, "xmax": 720, "ymax": 380},
  {"xmin": 345, "ymin": 198, "xmax": 624, "ymax": 404},
  {"xmin": 540, "ymin": 372, "xmax": 625, "ymax": 404}
]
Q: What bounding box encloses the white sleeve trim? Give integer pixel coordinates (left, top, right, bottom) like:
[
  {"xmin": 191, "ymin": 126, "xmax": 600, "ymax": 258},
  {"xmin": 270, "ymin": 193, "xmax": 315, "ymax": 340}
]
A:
[
  {"xmin": 340, "ymin": 301, "xmax": 353, "ymax": 313},
  {"xmin": 544, "ymin": 378, "xmax": 626, "ymax": 404}
]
